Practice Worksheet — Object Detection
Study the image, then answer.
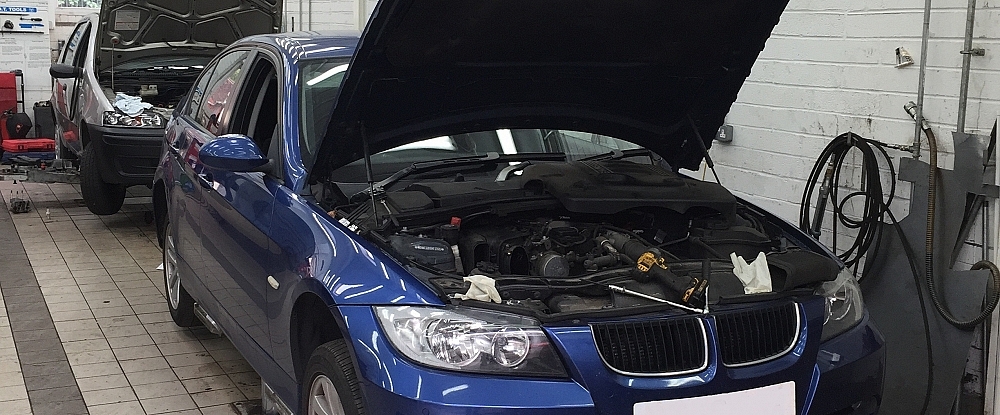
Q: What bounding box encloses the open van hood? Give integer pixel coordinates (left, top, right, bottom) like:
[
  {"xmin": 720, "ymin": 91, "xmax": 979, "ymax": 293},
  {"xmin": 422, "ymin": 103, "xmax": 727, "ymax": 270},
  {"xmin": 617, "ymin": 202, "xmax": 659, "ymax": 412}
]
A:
[
  {"xmin": 313, "ymin": 0, "xmax": 789, "ymax": 178},
  {"xmin": 97, "ymin": 0, "xmax": 281, "ymax": 72}
]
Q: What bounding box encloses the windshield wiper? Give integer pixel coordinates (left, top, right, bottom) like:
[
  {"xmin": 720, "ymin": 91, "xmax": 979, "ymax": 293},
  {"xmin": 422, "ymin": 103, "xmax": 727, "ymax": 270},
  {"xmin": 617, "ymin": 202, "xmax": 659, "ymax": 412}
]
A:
[
  {"xmin": 351, "ymin": 152, "xmax": 566, "ymax": 201},
  {"xmin": 579, "ymin": 148, "xmax": 654, "ymax": 162}
]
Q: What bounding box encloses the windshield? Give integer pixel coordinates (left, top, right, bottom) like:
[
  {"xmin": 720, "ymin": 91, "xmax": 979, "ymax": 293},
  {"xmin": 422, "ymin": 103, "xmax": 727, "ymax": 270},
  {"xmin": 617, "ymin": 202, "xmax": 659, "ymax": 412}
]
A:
[
  {"xmin": 300, "ymin": 57, "xmax": 352, "ymax": 169},
  {"xmin": 329, "ymin": 129, "xmax": 646, "ymax": 184},
  {"xmin": 376, "ymin": 129, "xmax": 640, "ymax": 161}
]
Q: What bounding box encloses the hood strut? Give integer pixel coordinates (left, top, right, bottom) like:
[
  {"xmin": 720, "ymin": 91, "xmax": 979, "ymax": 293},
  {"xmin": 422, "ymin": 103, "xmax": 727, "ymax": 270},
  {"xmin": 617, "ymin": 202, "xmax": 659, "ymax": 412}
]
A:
[
  {"xmin": 686, "ymin": 115, "xmax": 721, "ymax": 184},
  {"xmin": 361, "ymin": 125, "xmax": 380, "ymax": 224}
]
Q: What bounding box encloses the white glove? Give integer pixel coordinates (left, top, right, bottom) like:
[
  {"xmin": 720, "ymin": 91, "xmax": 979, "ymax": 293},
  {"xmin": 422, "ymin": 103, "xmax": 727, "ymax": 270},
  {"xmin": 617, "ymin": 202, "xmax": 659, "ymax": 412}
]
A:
[
  {"xmin": 454, "ymin": 275, "xmax": 502, "ymax": 303},
  {"xmin": 730, "ymin": 252, "xmax": 773, "ymax": 294}
]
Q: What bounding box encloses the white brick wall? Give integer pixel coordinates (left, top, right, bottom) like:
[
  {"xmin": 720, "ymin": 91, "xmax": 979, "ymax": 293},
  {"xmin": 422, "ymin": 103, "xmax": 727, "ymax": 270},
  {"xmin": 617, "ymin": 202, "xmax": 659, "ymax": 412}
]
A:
[{"xmin": 714, "ymin": 1, "xmax": 1000, "ymax": 226}]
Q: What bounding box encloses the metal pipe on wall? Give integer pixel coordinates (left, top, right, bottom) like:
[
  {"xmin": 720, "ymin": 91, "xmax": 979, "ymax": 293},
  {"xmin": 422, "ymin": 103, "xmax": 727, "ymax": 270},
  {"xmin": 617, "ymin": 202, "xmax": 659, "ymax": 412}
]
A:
[
  {"xmin": 357, "ymin": 0, "xmax": 367, "ymax": 31},
  {"xmin": 913, "ymin": 0, "xmax": 934, "ymax": 159},
  {"xmin": 956, "ymin": 0, "xmax": 978, "ymax": 133}
]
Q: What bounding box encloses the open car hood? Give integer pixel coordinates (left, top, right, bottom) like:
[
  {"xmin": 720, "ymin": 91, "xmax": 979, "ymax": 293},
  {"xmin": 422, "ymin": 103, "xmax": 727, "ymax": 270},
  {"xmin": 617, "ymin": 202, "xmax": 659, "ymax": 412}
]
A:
[
  {"xmin": 313, "ymin": 0, "xmax": 790, "ymax": 178},
  {"xmin": 97, "ymin": 0, "xmax": 281, "ymax": 72}
]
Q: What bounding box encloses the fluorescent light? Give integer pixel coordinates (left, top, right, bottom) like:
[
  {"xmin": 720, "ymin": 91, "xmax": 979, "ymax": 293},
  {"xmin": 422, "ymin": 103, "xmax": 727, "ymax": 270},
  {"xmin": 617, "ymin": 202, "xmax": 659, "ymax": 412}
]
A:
[
  {"xmin": 497, "ymin": 129, "xmax": 517, "ymax": 154},
  {"xmin": 305, "ymin": 46, "xmax": 347, "ymax": 55},
  {"xmin": 306, "ymin": 63, "xmax": 349, "ymax": 86}
]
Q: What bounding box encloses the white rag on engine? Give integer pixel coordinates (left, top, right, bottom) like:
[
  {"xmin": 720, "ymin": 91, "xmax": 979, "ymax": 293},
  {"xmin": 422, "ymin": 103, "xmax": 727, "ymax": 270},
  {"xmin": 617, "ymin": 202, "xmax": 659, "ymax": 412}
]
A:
[
  {"xmin": 730, "ymin": 252, "xmax": 773, "ymax": 294},
  {"xmin": 113, "ymin": 92, "xmax": 152, "ymax": 116},
  {"xmin": 453, "ymin": 275, "xmax": 502, "ymax": 303}
]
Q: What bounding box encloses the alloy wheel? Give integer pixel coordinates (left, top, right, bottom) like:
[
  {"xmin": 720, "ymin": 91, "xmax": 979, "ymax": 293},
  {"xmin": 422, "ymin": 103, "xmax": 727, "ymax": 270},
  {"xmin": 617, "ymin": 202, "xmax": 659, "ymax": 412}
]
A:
[
  {"xmin": 165, "ymin": 234, "xmax": 181, "ymax": 309},
  {"xmin": 308, "ymin": 374, "xmax": 346, "ymax": 415}
]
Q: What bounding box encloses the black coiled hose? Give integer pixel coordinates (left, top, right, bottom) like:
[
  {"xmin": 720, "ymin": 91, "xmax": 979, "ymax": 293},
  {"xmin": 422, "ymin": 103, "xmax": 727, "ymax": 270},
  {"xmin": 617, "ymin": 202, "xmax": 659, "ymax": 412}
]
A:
[{"xmin": 799, "ymin": 132, "xmax": 895, "ymax": 275}]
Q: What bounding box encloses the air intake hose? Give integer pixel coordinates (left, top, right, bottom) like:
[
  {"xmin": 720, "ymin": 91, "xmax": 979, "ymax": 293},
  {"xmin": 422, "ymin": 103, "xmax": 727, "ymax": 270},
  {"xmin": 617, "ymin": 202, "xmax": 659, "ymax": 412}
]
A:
[{"xmin": 605, "ymin": 231, "xmax": 707, "ymax": 306}]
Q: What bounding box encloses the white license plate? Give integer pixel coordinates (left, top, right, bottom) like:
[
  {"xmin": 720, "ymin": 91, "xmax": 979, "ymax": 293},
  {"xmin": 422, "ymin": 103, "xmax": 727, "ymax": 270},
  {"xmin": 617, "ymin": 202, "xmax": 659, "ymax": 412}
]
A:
[{"xmin": 633, "ymin": 381, "xmax": 796, "ymax": 415}]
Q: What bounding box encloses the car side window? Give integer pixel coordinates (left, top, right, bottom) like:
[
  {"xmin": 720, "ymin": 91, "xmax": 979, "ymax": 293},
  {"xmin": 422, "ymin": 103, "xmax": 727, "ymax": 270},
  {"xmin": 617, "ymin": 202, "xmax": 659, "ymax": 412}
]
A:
[
  {"xmin": 71, "ymin": 25, "xmax": 91, "ymax": 69},
  {"xmin": 184, "ymin": 65, "xmax": 216, "ymax": 123},
  {"xmin": 228, "ymin": 54, "xmax": 281, "ymax": 172},
  {"xmin": 61, "ymin": 22, "xmax": 89, "ymax": 65},
  {"xmin": 298, "ymin": 58, "xmax": 350, "ymax": 170},
  {"xmin": 194, "ymin": 50, "xmax": 249, "ymax": 136}
]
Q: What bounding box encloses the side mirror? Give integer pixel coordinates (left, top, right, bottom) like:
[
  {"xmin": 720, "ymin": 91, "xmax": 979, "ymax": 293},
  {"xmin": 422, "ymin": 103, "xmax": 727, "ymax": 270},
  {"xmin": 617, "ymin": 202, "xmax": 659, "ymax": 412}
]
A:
[
  {"xmin": 199, "ymin": 134, "xmax": 270, "ymax": 173},
  {"xmin": 49, "ymin": 63, "xmax": 81, "ymax": 79}
]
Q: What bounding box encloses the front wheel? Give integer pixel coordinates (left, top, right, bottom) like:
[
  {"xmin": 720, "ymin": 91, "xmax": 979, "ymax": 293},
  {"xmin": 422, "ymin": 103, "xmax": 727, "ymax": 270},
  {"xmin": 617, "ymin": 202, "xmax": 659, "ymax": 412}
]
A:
[
  {"xmin": 164, "ymin": 218, "xmax": 198, "ymax": 327},
  {"xmin": 79, "ymin": 146, "xmax": 125, "ymax": 215},
  {"xmin": 301, "ymin": 340, "xmax": 366, "ymax": 415}
]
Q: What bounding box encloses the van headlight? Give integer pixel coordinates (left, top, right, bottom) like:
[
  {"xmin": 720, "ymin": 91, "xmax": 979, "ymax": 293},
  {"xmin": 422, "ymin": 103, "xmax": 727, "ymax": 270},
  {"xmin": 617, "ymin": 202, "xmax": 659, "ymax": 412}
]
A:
[
  {"xmin": 103, "ymin": 111, "xmax": 164, "ymax": 127},
  {"xmin": 815, "ymin": 269, "xmax": 865, "ymax": 341},
  {"xmin": 375, "ymin": 306, "xmax": 568, "ymax": 377}
]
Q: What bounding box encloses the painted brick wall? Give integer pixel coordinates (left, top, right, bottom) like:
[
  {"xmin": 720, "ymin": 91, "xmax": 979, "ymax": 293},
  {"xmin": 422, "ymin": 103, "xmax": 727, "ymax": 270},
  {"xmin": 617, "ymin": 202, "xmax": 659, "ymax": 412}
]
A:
[{"xmin": 711, "ymin": 0, "xmax": 1000, "ymax": 251}]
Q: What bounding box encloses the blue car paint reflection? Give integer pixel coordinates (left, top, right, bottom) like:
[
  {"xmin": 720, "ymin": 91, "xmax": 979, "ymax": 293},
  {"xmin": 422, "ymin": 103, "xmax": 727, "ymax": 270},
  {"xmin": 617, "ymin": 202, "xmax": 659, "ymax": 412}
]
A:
[
  {"xmin": 153, "ymin": 33, "xmax": 884, "ymax": 415},
  {"xmin": 198, "ymin": 135, "xmax": 270, "ymax": 171}
]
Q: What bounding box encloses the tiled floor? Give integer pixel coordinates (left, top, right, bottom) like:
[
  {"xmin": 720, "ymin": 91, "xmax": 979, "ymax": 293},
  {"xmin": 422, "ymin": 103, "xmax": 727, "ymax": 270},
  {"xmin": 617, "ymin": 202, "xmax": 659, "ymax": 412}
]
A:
[{"xmin": 0, "ymin": 181, "xmax": 261, "ymax": 415}]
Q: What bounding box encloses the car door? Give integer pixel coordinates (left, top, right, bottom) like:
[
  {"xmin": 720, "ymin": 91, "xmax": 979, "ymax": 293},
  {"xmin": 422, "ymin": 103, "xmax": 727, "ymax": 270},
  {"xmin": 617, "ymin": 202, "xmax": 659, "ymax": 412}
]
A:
[
  {"xmin": 168, "ymin": 55, "xmax": 221, "ymax": 304},
  {"xmin": 197, "ymin": 50, "xmax": 284, "ymax": 356},
  {"xmin": 52, "ymin": 20, "xmax": 90, "ymax": 154},
  {"xmin": 175, "ymin": 49, "xmax": 251, "ymax": 312}
]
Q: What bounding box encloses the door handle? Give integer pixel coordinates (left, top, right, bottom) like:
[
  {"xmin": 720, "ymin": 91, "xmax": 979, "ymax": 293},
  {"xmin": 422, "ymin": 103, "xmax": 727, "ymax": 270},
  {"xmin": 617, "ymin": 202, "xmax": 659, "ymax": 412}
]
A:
[{"xmin": 196, "ymin": 173, "xmax": 213, "ymax": 189}]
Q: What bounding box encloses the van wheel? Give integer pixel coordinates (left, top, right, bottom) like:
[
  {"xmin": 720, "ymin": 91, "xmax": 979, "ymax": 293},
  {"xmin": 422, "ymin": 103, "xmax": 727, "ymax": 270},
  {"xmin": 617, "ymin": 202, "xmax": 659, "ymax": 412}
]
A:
[
  {"xmin": 80, "ymin": 146, "xmax": 125, "ymax": 215},
  {"xmin": 301, "ymin": 340, "xmax": 366, "ymax": 415},
  {"xmin": 164, "ymin": 218, "xmax": 198, "ymax": 327}
]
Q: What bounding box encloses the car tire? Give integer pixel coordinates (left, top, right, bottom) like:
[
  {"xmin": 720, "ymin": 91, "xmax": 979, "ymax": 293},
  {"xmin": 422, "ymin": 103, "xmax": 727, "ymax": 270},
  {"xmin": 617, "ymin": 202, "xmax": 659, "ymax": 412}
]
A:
[
  {"xmin": 301, "ymin": 340, "xmax": 366, "ymax": 415},
  {"xmin": 163, "ymin": 218, "xmax": 198, "ymax": 327},
  {"xmin": 80, "ymin": 146, "xmax": 125, "ymax": 215}
]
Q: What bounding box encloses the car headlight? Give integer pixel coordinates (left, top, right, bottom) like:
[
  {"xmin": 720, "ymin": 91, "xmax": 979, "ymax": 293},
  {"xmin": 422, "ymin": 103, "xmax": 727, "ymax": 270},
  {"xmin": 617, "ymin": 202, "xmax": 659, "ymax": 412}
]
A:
[
  {"xmin": 815, "ymin": 268, "xmax": 865, "ymax": 341},
  {"xmin": 375, "ymin": 306, "xmax": 569, "ymax": 378},
  {"xmin": 103, "ymin": 111, "xmax": 164, "ymax": 127}
]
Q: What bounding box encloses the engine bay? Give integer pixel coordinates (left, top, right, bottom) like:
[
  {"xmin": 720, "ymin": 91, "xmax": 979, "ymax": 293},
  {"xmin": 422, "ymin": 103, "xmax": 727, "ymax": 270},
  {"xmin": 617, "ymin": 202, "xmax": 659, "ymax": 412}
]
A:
[
  {"xmin": 100, "ymin": 66, "xmax": 204, "ymax": 117},
  {"xmin": 322, "ymin": 160, "xmax": 840, "ymax": 318}
]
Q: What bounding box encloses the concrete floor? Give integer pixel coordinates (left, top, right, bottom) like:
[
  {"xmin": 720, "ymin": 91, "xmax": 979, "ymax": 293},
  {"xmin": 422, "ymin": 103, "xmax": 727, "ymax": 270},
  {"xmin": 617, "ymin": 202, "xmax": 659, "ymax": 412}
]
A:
[{"xmin": 0, "ymin": 181, "xmax": 261, "ymax": 415}]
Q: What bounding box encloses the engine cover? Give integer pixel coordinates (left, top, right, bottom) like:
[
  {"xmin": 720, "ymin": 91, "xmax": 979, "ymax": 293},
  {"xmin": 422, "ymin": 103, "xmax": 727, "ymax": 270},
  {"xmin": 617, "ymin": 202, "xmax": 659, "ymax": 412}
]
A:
[
  {"xmin": 389, "ymin": 235, "xmax": 456, "ymax": 272},
  {"xmin": 518, "ymin": 160, "xmax": 736, "ymax": 215}
]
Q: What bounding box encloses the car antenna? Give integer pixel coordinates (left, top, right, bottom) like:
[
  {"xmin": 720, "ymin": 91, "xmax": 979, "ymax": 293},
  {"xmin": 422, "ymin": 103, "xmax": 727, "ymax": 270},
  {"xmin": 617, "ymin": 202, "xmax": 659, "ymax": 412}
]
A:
[
  {"xmin": 686, "ymin": 114, "xmax": 721, "ymax": 184},
  {"xmin": 361, "ymin": 125, "xmax": 380, "ymax": 224}
]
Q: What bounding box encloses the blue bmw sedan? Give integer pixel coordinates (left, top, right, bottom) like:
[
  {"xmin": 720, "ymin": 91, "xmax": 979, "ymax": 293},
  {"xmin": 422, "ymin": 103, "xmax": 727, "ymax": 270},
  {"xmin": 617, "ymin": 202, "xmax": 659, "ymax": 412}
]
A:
[{"xmin": 153, "ymin": 0, "xmax": 884, "ymax": 414}]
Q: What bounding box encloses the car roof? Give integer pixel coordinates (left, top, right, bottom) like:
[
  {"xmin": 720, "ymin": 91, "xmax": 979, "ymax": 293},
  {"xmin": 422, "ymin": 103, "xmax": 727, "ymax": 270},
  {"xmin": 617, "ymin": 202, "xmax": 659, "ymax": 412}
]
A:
[{"xmin": 237, "ymin": 32, "xmax": 360, "ymax": 62}]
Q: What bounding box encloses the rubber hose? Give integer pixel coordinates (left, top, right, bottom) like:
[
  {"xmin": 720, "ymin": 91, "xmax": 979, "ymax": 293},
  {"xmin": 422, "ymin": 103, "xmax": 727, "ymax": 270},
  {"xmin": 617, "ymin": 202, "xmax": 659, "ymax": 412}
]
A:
[
  {"xmin": 922, "ymin": 127, "xmax": 1000, "ymax": 329},
  {"xmin": 799, "ymin": 132, "xmax": 895, "ymax": 274}
]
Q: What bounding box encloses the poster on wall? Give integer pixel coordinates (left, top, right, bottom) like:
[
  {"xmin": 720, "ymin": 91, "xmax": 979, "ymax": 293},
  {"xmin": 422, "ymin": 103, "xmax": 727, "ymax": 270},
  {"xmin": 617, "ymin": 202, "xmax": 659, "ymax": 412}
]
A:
[
  {"xmin": 0, "ymin": 1, "xmax": 47, "ymax": 34},
  {"xmin": 0, "ymin": 0, "xmax": 52, "ymax": 113}
]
